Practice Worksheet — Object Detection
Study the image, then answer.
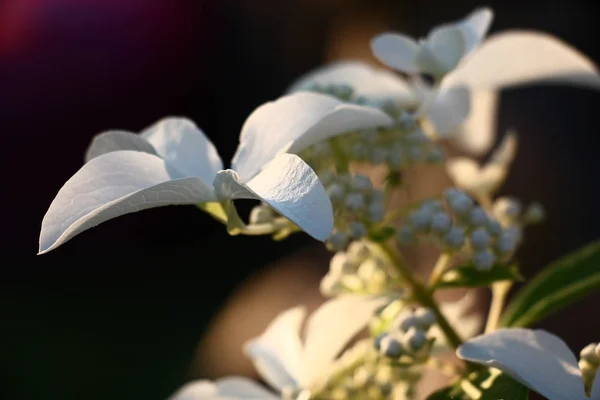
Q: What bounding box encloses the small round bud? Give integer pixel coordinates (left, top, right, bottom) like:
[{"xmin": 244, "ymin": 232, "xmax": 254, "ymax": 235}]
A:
[
  {"xmin": 404, "ymin": 327, "xmax": 427, "ymax": 352},
  {"xmin": 430, "ymin": 212, "xmax": 452, "ymax": 234},
  {"xmin": 398, "ymin": 315, "xmax": 420, "ymax": 332},
  {"xmin": 249, "ymin": 204, "xmax": 274, "ymax": 225},
  {"xmin": 327, "ymin": 231, "xmax": 349, "ymax": 251},
  {"xmin": 378, "ymin": 335, "xmax": 404, "ymax": 358},
  {"xmin": 487, "ymin": 219, "xmax": 503, "ymax": 236},
  {"xmin": 347, "ymin": 241, "xmax": 370, "ymax": 263},
  {"xmin": 420, "ymin": 199, "xmax": 444, "ymax": 214},
  {"xmin": 469, "ymin": 207, "xmax": 489, "ymax": 227},
  {"xmin": 349, "ymin": 222, "xmax": 368, "ymax": 239},
  {"xmin": 493, "ymin": 197, "xmax": 522, "ymax": 221},
  {"xmin": 504, "ymin": 226, "xmax": 523, "ymax": 243},
  {"xmin": 473, "ymin": 250, "xmax": 496, "ymax": 271},
  {"xmin": 470, "ymin": 228, "xmax": 492, "ymax": 250},
  {"xmin": 397, "ymin": 225, "xmax": 416, "ymax": 245},
  {"xmin": 448, "ymin": 192, "xmax": 474, "ymax": 215},
  {"xmin": 352, "ymin": 174, "xmax": 373, "ymax": 192},
  {"xmin": 524, "ymin": 202, "xmax": 545, "ymax": 224},
  {"xmin": 414, "ymin": 308, "xmax": 436, "ymax": 329},
  {"xmin": 443, "ymin": 188, "xmax": 463, "ymax": 203},
  {"xmin": 367, "ymin": 202, "xmax": 385, "ymax": 223},
  {"xmin": 444, "ymin": 226, "xmax": 466, "ymax": 250},
  {"xmin": 494, "ymin": 232, "xmax": 518, "ymax": 256},
  {"xmin": 327, "ymin": 183, "xmax": 346, "ymax": 204},
  {"xmin": 580, "ymin": 343, "xmax": 600, "ymax": 365},
  {"xmin": 409, "ymin": 209, "xmax": 433, "ymax": 232},
  {"xmin": 330, "ymin": 251, "xmax": 355, "ymax": 275},
  {"xmin": 369, "ymin": 148, "xmax": 388, "ymax": 165},
  {"xmin": 345, "ymin": 192, "xmax": 365, "ymax": 212}
]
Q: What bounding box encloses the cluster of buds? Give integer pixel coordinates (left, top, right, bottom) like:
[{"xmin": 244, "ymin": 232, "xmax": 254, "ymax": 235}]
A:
[
  {"xmin": 397, "ymin": 188, "xmax": 524, "ymax": 270},
  {"xmin": 321, "ymin": 241, "xmax": 401, "ymax": 296},
  {"xmin": 374, "ymin": 307, "xmax": 436, "ymax": 364},
  {"xmin": 492, "ymin": 196, "xmax": 545, "ymax": 227},
  {"xmin": 579, "ymin": 342, "xmax": 600, "ymax": 396},
  {"xmin": 317, "ymin": 173, "xmax": 385, "ymax": 251}
]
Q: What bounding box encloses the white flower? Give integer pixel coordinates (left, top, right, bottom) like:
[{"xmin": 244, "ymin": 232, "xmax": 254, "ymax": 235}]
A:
[
  {"xmin": 39, "ymin": 92, "xmax": 393, "ymax": 254},
  {"xmin": 288, "ymin": 60, "xmax": 470, "ymax": 137},
  {"xmin": 168, "ymin": 295, "xmax": 388, "ymax": 400},
  {"xmin": 446, "ymin": 132, "xmax": 517, "ymax": 197},
  {"xmin": 371, "ymin": 8, "xmax": 493, "ymax": 78},
  {"xmin": 371, "ymin": 7, "xmax": 600, "ymax": 154},
  {"xmin": 457, "ymin": 328, "xmax": 600, "ymax": 400}
]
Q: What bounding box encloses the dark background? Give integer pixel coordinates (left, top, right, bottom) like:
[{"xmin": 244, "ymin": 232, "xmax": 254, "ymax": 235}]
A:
[{"xmin": 1, "ymin": 0, "xmax": 599, "ymax": 399}]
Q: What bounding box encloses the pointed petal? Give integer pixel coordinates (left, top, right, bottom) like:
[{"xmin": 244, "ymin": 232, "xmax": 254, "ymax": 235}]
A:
[
  {"xmin": 426, "ymin": 86, "xmax": 470, "ymax": 135},
  {"xmin": 214, "ymin": 154, "xmax": 334, "ymax": 241},
  {"xmin": 287, "ymin": 60, "xmax": 415, "ymax": 104},
  {"xmin": 169, "ymin": 378, "xmax": 277, "ymax": 400},
  {"xmin": 39, "ymin": 151, "xmax": 216, "ymax": 254},
  {"xmin": 458, "ymin": 7, "xmax": 494, "ymax": 54},
  {"xmin": 141, "ymin": 117, "xmax": 223, "ymax": 183},
  {"xmin": 457, "ymin": 328, "xmax": 585, "ymax": 400},
  {"xmin": 244, "ymin": 307, "xmax": 305, "ymax": 391},
  {"xmin": 452, "ymin": 90, "xmax": 499, "ymax": 155},
  {"xmin": 84, "ymin": 130, "xmax": 157, "ymax": 162},
  {"xmin": 419, "ymin": 26, "xmax": 466, "ymax": 76},
  {"xmin": 299, "ymin": 295, "xmax": 388, "ymax": 386},
  {"xmin": 232, "ymin": 92, "xmax": 393, "ymax": 181},
  {"xmin": 446, "ymin": 158, "xmax": 483, "ymax": 190},
  {"xmin": 431, "ymin": 291, "xmax": 483, "ymax": 353},
  {"xmin": 590, "ymin": 370, "xmax": 600, "ymax": 400},
  {"xmin": 371, "ymin": 33, "xmax": 420, "ymax": 73},
  {"xmin": 445, "ymin": 31, "xmax": 600, "ymax": 91}
]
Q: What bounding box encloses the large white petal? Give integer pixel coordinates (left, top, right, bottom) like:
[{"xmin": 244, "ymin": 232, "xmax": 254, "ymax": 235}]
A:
[
  {"xmin": 418, "ymin": 26, "xmax": 466, "ymax": 76},
  {"xmin": 591, "ymin": 370, "xmax": 600, "ymax": 400},
  {"xmin": 451, "ymin": 90, "xmax": 499, "ymax": 154},
  {"xmin": 371, "ymin": 33, "xmax": 420, "ymax": 74},
  {"xmin": 39, "ymin": 151, "xmax": 216, "ymax": 254},
  {"xmin": 214, "ymin": 154, "xmax": 333, "ymax": 241},
  {"xmin": 444, "ymin": 31, "xmax": 600, "ymax": 91},
  {"xmin": 299, "ymin": 295, "xmax": 388, "ymax": 387},
  {"xmin": 457, "ymin": 328, "xmax": 586, "ymax": 400},
  {"xmin": 84, "ymin": 130, "xmax": 157, "ymax": 162},
  {"xmin": 287, "ymin": 60, "xmax": 415, "ymax": 104},
  {"xmin": 426, "ymin": 86, "xmax": 470, "ymax": 135},
  {"xmin": 244, "ymin": 307, "xmax": 305, "ymax": 391},
  {"xmin": 141, "ymin": 117, "xmax": 224, "ymax": 183},
  {"xmin": 169, "ymin": 378, "xmax": 277, "ymax": 400},
  {"xmin": 232, "ymin": 92, "xmax": 393, "ymax": 181}
]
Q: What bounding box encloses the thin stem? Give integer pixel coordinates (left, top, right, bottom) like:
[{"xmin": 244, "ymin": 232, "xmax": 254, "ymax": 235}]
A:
[
  {"xmin": 378, "ymin": 241, "xmax": 463, "ymax": 350},
  {"xmin": 238, "ymin": 218, "xmax": 291, "ymax": 236},
  {"xmin": 427, "ymin": 357, "xmax": 464, "ymax": 377},
  {"xmin": 428, "ymin": 252, "xmax": 453, "ymax": 287},
  {"xmin": 484, "ymin": 280, "xmax": 513, "ymax": 333}
]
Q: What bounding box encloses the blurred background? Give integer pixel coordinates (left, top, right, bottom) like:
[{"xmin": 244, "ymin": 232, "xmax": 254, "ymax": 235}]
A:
[{"xmin": 1, "ymin": 0, "xmax": 599, "ymax": 399}]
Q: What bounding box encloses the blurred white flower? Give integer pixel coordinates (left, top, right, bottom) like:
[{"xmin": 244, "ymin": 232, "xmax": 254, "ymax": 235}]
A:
[
  {"xmin": 446, "ymin": 132, "xmax": 517, "ymax": 197},
  {"xmin": 169, "ymin": 295, "xmax": 388, "ymax": 400},
  {"xmin": 457, "ymin": 328, "xmax": 600, "ymax": 400},
  {"xmin": 370, "ymin": 7, "xmax": 600, "ymax": 154},
  {"xmin": 39, "ymin": 92, "xmax": 393, "ymax": 254}
]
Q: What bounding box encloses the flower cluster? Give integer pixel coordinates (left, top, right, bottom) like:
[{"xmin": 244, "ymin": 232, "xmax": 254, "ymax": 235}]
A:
[{"xmin": 37, "ymin": 5, "xmax": 600, "ymax": 400}]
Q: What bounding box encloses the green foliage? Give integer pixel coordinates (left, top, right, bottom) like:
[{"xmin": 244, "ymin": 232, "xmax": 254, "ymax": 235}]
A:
[
  {"xmin": 425, "ymin": 370, "xmax": 528, "ymax": 400},
  {"xmin": 436, "ymin": 264, "xmax": 523, "ymax": 289},
  {"xmin": 501, "ymin": 240, "xmax": 600, "ymax": 327}
]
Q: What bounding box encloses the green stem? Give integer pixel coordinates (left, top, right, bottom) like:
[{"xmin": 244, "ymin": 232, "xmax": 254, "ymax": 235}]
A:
[
  {"xmin": 377, "ymin": 241, "xmax": 463, "ymax": 350},
  {"xmin": 484, "ymin": 281, "xmax": 513, "ymax": 333},
  {"xmin": 428, "ymin": 252, "xmax": 453, "ymax": 287}
]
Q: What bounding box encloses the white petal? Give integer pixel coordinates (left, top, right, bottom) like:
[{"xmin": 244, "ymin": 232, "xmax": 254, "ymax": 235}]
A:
[
  {"xmin": 418, "ymin": 26, "xmax": 466, "ymax": 76},
  {"xmin": 287, "ymin": 60, "xmax": 415, "ymax": 104},
  {"xmin": 214, "ymin": 153, "xmax": 333, "ymax": 241},
  {"xmin": 590, "ymin": 370, "xmax": 600, "ymax": 400},
  {"xmin": 446, "ymin": 158, "xmax": 482, "ymax": 189},
  {"xmin": 244, "ymin": 307, "xmax": 305, "ymax": 391},
  {"xmin": 39, "ymin": 151, "xmax": 216, "ymax": 254},
  {"xmin": 452, "ymin": 90, "xmax": 499, "ymax": 155},
  {"xmin": 84, "ymin": 130, "xmax": 157, "ymax": 162},
  {"xmin": 299, "ymin": 295, "xmax": 388, "ymax": 386},
  {"xmin": 169, "ymin": 378, "xmax": 277, "ymax": 400},
  {"xmin": 232, "ymin": 92, "xmax": 393, "ymax": 181},
  {"xmin": 141, "ymin": 117, "xmax": 224, "ymax": 183},
  {"xmin": 457, "ymin": 7, "xmax": 494, "ymax": 55},
  {"xmin": 444, "ymin": 31, "xmax": 600, "ymax": 91},
  {"xmin": 370, "ymin": 33, "xmax": 420, "ymax": 73},
  {"xmin": 431, "ymin": 292, "xmax": 483, "ymax": 353},
  {"xmin": 457, "ymin": 328, "xmax": 586, "ymax": 400},
  {"xmin": 426, "ymin": 86, "xmax": 470, "ymax": 135}
]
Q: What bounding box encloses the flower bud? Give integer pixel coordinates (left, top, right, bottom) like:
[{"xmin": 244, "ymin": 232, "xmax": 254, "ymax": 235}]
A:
[
  {"xmin": 397, "ymin": 225, "xmax": 416, "ymax": 245},
  {"xmin": 320, "ymin": 274, "xmax": 343, "ymax": 296},
  {"xmin": 327, "ymin": 231, "xmax": 349, "ymax": 251},
  {"xmin": 330, "ymin": 251, "xmax": 355, "ymax": 275},
  {"xmin": 367, "ymin": 202, "xmax": 385, "ymax": 223},
  {"xmin": 345, "ymin": 192, "xmax": 365, "ymax": 212},
  {"xmin": 580, "ymin": 343, "xmax": 600, "ymax": 365},
  {"xmin": 430, "ymin": 212, "xmax": 452, "ymax": 234},
  {"xmin": 369, "ymin": 148, "xmax": 388, "ymax": 165},
  {"xmin": 409, "ymin": 209, "xmax": 433, "ymax": 232},
  {"xmin": 448, "ymin": 192, "xmax": 474, "ymax": 215},
  {"xmin": 414, "ymin": 307, "xmax": 436, "ymax": 330},
  {"xmin": 469, "ymin": 207, "xmax": 489, "ymax": 227},
  {"xmin": 347, "ymin": 241, "xmax": 370, "ymax": 264},
  {"xmin": 326, "ymin": 183, "xmax": 346, "ymax": 204},
  {"xmin": 470, "ymin": 228, "xmax": 492, "ymax": 250},
  {"xmin": 524, "ymin": 202, "xmax": 545, "ymax": 224},
  {"xmin": 403, "ymin": 327, "xmax": 427, "ymax": 352},
  {"xmin": 473, "ymin": 250, "xmax": 496, "ymax": 271},
  {"xmin": 349, "ymin": 221, "xmax": 368, "ymax": 239},
  {"xmin": 352, "ymin": 174, "xmax": 373, "ymax": 192},
  {"xmin": 376, "ymin": 334, "xmax": 404, "ymax": 358},
  {"xmin": 444, "ymin": 226, "xmax": 466, "ymax": 250},
  {"xmin": 493, "ymin": 197, "xmax": 522, "ymax": 222}
]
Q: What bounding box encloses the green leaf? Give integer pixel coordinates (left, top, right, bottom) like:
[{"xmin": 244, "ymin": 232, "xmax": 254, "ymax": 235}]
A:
[
  {"xmin": 478, "ymin": 371, "xmax": 529, "ymax": 400},
  {"xmin": 436, "ymin": 264, "xmax": 523, "ymax": 289},
  {"xmin": 501, "ymin": 240, "xmax": 600, "ymax": 327},
  {"xmin": 367, "ymin": 226, "xmax": 396, "ymax": 243},
  {"xmin": 426, "ymin": 370, "xmax": 528, "ymax": 400},
  {"xmin": 425, "ymin": 387, "xmax": 459, "ymax": 400}
]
